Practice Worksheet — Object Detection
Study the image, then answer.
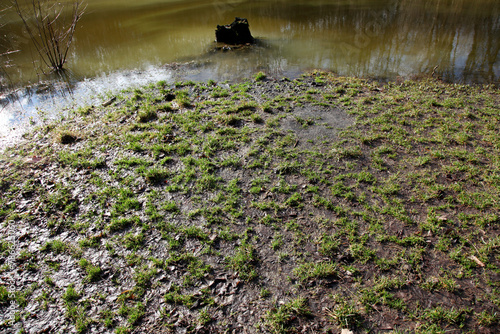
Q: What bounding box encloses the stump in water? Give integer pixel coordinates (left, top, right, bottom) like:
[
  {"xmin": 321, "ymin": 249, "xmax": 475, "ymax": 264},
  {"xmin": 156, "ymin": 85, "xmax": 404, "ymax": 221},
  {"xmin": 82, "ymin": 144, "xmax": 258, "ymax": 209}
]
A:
[{"xmin": 216, "ymin": 17, "xmax": 254, "ymax": 45}]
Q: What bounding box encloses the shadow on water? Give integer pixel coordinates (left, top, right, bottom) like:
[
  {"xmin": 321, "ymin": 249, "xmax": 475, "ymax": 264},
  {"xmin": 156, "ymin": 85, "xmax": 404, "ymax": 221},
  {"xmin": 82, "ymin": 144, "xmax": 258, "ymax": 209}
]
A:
[{"xmin": 0, "ymin": 0, "xmax": 499, "ymax": 149}]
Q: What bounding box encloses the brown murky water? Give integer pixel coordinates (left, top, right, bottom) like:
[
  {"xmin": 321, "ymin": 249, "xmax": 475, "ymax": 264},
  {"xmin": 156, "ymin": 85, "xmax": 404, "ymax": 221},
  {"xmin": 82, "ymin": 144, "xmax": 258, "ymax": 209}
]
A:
[
  {"xmin": 1, "ymin": 0, "xmax": 499, "ymax": 146},
  {"xmin": 3, "ymin": 0, "xmax": 499, "ymax": 84}
]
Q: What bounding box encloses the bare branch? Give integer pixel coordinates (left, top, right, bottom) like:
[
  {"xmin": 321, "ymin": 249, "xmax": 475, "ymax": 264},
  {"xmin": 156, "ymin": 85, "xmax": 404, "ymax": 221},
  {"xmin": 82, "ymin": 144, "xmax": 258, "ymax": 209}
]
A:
[{"xmin": 12, "ymin": 0, "xmax": 85, "ymax": 71}]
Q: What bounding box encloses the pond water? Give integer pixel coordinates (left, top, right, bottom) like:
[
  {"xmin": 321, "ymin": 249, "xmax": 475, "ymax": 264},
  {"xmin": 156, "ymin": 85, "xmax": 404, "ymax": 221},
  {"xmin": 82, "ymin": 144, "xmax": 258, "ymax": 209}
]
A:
[{"xmin": 1, "ymin": 0, "xmax": 499, "ymax": 147}]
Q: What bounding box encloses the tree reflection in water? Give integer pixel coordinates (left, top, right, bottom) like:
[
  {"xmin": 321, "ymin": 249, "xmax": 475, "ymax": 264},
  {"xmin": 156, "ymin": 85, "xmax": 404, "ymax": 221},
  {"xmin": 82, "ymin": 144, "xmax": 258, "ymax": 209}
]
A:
[{"xmin": 0, "ymin": 0, "xmax": 498, "ymax": 87}]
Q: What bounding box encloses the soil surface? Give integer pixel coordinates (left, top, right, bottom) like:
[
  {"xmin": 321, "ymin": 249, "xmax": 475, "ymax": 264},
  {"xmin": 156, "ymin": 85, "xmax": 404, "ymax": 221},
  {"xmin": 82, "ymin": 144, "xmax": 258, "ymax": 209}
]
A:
[{"xmin": 0, "ymin": 72, "xmax": 499, "ymax": 333}]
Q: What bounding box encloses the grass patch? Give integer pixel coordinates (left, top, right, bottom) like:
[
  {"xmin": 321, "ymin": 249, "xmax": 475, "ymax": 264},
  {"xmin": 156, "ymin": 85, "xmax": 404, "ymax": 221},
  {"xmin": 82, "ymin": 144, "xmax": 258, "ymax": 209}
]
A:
[
  {"xmin": 226, "ymin": 241, "xmax": 258, "ymax": 281},
  {"xmin": 0, "ymin": 72, "xmax": 499, "ymax": 333},
  {"xmin": 263, "ymin": 297, "xmax": 311, "ymax": 333},
  {"xmin": 293, "ymin": 262, "xmax": 338, "ymax": 282}
]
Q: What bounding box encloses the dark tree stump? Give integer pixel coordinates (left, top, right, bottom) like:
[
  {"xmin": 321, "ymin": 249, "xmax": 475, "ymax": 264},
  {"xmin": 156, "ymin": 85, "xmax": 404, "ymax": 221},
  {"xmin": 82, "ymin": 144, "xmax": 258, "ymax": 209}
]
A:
[{"xmin": 216, "ymin": 17, "xmax": 255, "ymax": 45}]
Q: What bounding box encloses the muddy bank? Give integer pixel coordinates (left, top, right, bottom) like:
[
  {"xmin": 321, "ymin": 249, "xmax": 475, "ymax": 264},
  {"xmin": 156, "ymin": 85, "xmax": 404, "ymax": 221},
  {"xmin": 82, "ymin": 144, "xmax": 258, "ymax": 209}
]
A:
[{"xmin": 0, "ymin": 72, "xmax": 499, "ymax": 333}]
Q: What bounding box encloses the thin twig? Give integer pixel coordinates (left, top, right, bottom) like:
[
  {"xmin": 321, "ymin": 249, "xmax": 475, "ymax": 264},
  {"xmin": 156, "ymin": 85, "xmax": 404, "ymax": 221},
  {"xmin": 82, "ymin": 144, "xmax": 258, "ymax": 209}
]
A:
[{"xmin": 12, "ymin": 0, "xmax": 85, "ymax": 71}]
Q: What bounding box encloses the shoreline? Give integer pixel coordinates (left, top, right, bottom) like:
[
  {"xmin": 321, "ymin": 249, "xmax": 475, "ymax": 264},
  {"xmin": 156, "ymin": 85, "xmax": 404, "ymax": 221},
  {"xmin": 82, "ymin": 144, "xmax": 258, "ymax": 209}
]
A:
[{"xmin": 3, "ymin": 60, "xmax": 497, "ymax": 153}]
